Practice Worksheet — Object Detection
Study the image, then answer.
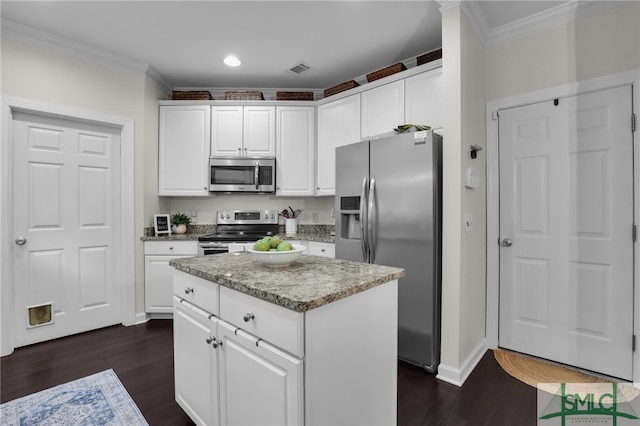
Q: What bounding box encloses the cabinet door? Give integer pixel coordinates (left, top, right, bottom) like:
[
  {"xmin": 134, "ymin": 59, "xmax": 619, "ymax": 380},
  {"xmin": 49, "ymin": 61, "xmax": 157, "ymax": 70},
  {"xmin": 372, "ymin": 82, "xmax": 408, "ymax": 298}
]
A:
[
  {"xmin": 244, "ymin": 106, "xmax": 276, "ymax": 156},
  {"xmin": 174, "ymin": 298, "xmax": 220, "ymax": 426},
  {"xmin": 316, "ymin": 94, "xmax": 361, "ymax": 196},
  {"xmin": 360, "ymin": 79, "xmax": 405, "ymax": 139},
  {"xmin": 405, "ymin": 69, "xmax": 443, "ymax": 133},
  {"xmin": 145, "ymin": 255, "xmax": 193, "ymax": 313},
  {"xmin": 218, "ymin": 321, "xmax": 303, "ymax": 426},
  {"xmin": 211, "ymin": 106, "xmax": 244, "ymax": 157},
  {"xmin": 276, "ymin": 106, "xmax": 315, "ymax": 196},
  {"xmin": 159, "ymin": 105, "xmax": 211, "ymax": 196}
]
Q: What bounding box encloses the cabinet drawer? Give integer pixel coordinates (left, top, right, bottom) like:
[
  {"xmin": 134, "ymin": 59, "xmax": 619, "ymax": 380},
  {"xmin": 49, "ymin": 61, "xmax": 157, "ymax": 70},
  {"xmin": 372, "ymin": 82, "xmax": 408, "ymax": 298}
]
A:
[
  {"xmin": 145, "ymin": 241, "xmax": 198, "ymax": 255},
  {"xmin": 220, "ymin": 287, "xmax": 304, "ymax": 357},
  {"xmin": 308, "ymin": 241, "xmax": 335, "ymax": 258},
  {"xmin": 173, "ymin": 270, "xmax": 219, "ymax": 316}
]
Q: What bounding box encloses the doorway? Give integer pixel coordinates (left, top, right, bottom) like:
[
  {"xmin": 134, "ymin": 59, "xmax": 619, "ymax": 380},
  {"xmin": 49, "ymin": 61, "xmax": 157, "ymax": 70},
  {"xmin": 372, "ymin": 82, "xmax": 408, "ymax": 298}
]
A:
[
  {"xmin": 1, "ymin": 97, "xmax": 136, "ymax": 355},
  {"xmin": 496, "ymin": 85, "xmax": 634, "ymax": 380}
]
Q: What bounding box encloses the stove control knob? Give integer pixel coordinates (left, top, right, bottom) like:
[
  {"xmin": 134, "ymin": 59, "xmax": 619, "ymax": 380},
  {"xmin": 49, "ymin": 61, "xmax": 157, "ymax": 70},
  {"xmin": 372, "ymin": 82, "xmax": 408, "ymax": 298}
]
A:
[
  {"xmin": 226, "ymin": 214, "xmax": 231, "ymax": 219},
  {"xmin": 219, "ymin": 214, "xmax": 224, "ymax": 220}
]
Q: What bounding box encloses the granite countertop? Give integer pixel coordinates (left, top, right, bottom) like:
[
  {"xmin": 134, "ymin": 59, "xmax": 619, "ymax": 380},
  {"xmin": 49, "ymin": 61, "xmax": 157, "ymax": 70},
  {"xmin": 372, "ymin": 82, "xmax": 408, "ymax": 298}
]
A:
[
  {"xmin": 170, "ymin": 253, "xmax": 404, "ymax": 312},
  {"xmin": 141, "ymin": 224, "xmax": 335, "ymax": 243}
]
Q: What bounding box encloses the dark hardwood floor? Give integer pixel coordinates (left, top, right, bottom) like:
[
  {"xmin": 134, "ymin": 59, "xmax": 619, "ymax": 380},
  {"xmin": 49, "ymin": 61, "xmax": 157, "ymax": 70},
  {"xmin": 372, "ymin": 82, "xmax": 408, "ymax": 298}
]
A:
[{"xmin": 1, "ymin": 320, "xmax": 537, "ymax": 425}]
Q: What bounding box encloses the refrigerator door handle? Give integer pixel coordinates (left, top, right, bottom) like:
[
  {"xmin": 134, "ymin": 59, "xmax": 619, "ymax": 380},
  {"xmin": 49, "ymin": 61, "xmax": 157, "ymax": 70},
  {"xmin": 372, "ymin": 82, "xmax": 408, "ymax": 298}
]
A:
[
  {"xmin": 359, "ymin": 176, "xmax": 369, "ymax": 262},
  {"xmin": 368, "ymin": 176, "xmax": 376, "ymax": 264}
]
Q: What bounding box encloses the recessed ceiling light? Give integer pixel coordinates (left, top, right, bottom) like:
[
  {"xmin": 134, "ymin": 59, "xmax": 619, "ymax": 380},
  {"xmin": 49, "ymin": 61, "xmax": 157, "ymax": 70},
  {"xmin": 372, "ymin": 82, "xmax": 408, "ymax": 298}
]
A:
[{"xmin": 224, "ymin": 55, "xmax": 241, "ymax": 67}]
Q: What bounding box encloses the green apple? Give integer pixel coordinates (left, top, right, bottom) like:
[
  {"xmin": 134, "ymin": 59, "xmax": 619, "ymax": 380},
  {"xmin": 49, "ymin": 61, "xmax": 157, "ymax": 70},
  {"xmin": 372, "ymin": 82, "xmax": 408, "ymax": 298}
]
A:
[
  {"xmin": 276, "ymin": 241, "xmax": 293, "ymax": 251},
  {"xmin": 253, "ymin": 240, "xmax": 270, "ymax": 251},
  {"xmin": 270, "ymin": 236, "xmax": 282, "ymax": 248}
]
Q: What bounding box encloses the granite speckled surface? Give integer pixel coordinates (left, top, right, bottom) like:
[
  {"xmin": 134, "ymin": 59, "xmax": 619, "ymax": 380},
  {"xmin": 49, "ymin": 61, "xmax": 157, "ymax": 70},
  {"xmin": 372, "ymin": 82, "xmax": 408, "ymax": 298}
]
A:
[
  {"xmin": 170, "ymin": 252, "xmax": 404, "ymax": 312},
  {"xmin": 141, "ymin": 224, "xmax": 334, "ymax": 242}
]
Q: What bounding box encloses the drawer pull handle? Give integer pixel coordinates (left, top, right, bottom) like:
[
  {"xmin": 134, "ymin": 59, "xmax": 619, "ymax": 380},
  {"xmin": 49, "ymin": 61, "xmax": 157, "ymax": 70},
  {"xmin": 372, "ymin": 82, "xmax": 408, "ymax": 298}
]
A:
[
  {"xmin": 184, "ymin": 287, "xmax": 194, "ymax": 294},
  {"xmin": 206, "ymin": 337, "xmax": 223, "ymax": 349},
  {"xmin": 243, "ymin": 313, "xmax": 255, "ymax": 322}
]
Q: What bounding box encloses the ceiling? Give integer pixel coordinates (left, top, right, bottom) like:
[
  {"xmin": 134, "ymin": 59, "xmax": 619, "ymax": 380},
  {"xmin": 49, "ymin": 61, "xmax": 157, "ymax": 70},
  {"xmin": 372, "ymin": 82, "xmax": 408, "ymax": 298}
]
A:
[{"xmin": 1, "ymin": 1, "xmax": 571, "ymax": 91}]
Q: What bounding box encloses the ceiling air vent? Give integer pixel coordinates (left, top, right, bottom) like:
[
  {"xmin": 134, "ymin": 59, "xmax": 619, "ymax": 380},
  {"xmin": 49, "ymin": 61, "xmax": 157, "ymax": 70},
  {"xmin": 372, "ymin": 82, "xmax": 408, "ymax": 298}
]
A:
[{"xmin": 289, "ymin": 61, "xmax": 311, "ymax": 74}]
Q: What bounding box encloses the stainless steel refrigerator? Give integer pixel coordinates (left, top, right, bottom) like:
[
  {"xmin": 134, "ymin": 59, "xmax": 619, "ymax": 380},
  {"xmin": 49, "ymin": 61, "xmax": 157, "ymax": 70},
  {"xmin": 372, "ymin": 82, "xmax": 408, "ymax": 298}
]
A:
[{"xmin": 335, "ymin": 130, "xmax": 442, "ymax": 372}]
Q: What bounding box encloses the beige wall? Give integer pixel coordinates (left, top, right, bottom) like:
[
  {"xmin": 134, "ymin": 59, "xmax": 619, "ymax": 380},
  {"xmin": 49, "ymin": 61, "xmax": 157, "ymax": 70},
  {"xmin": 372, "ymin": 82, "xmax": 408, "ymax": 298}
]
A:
[
  {"xmin": 439, "ymin": 4, "xmax": 487, "ymax": 381},
  {"xmin": 485, "ymin": 1, "xmax": 640, "ymax": 101},
  {"xmin": 1, "ymin": 37, "xmax": 156, "ymax": 315}
]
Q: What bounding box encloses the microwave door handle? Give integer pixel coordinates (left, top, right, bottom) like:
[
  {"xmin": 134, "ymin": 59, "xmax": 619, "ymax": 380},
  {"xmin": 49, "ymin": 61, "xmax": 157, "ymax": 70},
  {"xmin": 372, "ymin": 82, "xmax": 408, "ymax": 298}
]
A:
[{"xmin": 254, "ymin": 162, "xmax": 259, "ymax": 190}]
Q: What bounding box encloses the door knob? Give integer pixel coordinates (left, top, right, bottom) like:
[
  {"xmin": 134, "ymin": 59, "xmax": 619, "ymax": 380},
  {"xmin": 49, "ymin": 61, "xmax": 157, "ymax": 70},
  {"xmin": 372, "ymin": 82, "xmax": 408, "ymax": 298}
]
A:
[
  {"xmin": 15, "ymin": 237, "xmax": 27, "ymax": 246},
  {"xmin": 501, "ymin": 238, "xmax": 513, "ymax": 247}
]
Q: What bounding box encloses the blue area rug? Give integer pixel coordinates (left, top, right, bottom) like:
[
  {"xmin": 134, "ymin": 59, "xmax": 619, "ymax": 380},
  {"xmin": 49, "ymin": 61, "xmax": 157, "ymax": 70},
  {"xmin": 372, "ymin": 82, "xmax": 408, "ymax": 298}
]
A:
[{"xmin": 0, "ymin": 369, "xmax": 149, "ymax": 425}]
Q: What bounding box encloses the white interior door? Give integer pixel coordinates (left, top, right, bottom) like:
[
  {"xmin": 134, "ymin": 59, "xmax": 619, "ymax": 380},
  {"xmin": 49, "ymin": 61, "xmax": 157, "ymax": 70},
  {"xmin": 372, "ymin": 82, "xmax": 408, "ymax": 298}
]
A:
[
  {"xmin": 498, "ymin": 85, "xmax": 634, "ymax": 380},
  {"xmin": 12, "ymin": 111, "xmax": 121, "ymax": 347}
]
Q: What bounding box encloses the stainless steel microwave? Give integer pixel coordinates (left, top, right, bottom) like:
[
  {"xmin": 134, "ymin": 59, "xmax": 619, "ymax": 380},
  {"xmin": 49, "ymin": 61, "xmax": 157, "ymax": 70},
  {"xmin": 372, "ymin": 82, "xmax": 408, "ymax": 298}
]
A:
[{"xmin": 209, "ymin": 157, "xmax": 276, "ymax": 193}]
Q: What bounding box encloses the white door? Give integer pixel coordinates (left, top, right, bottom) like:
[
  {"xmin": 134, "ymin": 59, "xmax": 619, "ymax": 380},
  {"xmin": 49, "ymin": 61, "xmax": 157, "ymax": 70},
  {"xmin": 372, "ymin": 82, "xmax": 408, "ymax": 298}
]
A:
[
  {"xmin": 12, "ymin": 111, "xmax": 121, "ymax": 347},
  {"xmin": 498, "ymin": 85, "xmax": 634, "ymax": 379}
]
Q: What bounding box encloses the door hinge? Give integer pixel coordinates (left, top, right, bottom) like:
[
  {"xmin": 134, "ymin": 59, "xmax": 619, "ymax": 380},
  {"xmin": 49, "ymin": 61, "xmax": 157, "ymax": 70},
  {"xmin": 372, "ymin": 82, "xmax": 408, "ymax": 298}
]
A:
[
  {"xmin": 633, "ymin": 335, "xmax": 636, "ymax": 352},
  {"xmin": 634, "ymin": 224, "xmax": 637, "ymax": 243},
  {"xmin": 632, "ymin": 113, "xmax": 636, "ymax": 132}
]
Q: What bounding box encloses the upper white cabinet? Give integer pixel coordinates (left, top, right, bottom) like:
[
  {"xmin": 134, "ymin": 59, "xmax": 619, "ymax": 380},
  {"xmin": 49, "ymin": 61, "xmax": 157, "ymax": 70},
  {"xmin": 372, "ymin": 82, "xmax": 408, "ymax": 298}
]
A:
[
  {"xmin": 211, "ymin": 106, "xmax": 276, "ymax": 157},
  {"xmin": 276, "ymin": 106, "xmax": 315, "ymax": 197},
  {"xmin": 404, "ymin": 69, "xmax": 444, "ymax": 132},
  {"xmin": 158, "ymin": 105, "xmax": 211, "ymax": 196},
  {"xmin": 316, "ymin": 94, "xmax": 361, "ymax": 196},
  {"xmin": 360, "ymin": 79, "xmax": 405, "ymax": 139}
]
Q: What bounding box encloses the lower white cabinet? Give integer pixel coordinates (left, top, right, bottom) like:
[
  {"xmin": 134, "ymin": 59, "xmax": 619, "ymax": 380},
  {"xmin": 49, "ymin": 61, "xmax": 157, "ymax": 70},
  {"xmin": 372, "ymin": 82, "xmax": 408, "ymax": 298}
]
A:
[
  {"xmin": 174, "ymin": 297, "xmax": 219, "ymax": 426},
  {"xmin": 307, "ymin": 241, "xmax": 335, "ymax": 258},
  {"xmin": 144, "ymin": 241, "xmax": 198, "ymax": 313},
  {"xmin": 173, "ymin": 268, "xmax": 397, "ymax": 426},
  {"xmin": 218, "ymin": 321, "xmax": 303, "ymax": 426}
]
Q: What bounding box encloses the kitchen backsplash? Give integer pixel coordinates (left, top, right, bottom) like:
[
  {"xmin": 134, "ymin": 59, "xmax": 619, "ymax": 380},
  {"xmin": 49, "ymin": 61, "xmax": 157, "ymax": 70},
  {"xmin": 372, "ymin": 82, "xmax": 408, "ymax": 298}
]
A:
[{"xmin": 143, "ymin": 224, "xmax": 334, "ymax": 238}]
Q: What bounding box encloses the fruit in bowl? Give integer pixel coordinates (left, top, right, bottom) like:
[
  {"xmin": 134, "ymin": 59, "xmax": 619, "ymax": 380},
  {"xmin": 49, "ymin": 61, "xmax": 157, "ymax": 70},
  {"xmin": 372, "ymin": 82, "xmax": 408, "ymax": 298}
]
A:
[{"xmin": 249, "ymin": 236, "xmax": 305, "ymax": 267}]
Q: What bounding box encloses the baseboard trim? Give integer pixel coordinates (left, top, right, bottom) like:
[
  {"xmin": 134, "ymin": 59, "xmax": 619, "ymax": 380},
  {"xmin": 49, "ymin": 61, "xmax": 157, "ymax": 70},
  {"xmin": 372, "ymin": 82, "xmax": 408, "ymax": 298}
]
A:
[
  {"xmin": 436, "ymin": 339, "xmax": 487, "ymax": 386},
  {"xmin": 132, "ymin": 312, "xmax": 150, "ymax": 325}
]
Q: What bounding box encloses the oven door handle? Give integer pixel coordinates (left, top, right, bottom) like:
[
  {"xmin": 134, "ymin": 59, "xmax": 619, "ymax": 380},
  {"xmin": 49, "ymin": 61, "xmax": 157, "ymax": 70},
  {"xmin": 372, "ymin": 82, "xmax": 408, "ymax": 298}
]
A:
[{"xmin": 254, "ymin": 161, "xmax": 260, "ymax": 190}]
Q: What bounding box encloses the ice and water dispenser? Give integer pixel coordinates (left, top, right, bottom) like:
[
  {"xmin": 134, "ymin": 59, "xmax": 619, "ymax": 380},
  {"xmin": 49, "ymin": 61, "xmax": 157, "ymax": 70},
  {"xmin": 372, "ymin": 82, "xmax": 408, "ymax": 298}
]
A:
[{"xmin": 339, "ymin": 195, "xmax": 362, "ymax": 240}]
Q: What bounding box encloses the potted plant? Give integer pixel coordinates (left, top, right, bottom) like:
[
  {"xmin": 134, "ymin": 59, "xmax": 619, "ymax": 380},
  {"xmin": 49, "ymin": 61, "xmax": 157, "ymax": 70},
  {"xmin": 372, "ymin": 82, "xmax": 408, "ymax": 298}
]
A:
[{"xmin": 171, "ymin": 212, "xmax": 191, "ymax": 234}]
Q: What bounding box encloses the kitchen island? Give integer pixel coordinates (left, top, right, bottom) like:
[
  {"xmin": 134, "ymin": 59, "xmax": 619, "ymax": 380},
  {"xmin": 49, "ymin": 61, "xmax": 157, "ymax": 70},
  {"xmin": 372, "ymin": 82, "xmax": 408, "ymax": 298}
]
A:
[{"xmin": 170, "ymin": 252, "xmax": 404, "ymax": 426}]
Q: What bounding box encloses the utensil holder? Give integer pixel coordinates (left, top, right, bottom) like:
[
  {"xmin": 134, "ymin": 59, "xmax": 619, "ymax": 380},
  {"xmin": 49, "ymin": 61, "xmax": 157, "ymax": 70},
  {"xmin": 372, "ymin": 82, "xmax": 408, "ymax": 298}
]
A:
[{"xmin": 286, "ymin": 218, "xmax": 297, "ymax": 236}]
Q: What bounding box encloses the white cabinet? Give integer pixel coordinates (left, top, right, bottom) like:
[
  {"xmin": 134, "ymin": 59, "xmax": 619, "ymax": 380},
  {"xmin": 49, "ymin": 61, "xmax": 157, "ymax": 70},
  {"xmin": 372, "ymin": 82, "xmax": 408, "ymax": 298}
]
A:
[
  {"xmin": 360, "ymin": 79, "xmax": 405, "ymax": 139},
  {"xmin": 218, "ymin": 321, "xmax": 303, "ymax": 426},
  {"xmin": 211, "ymin": 106, "xmax": 275, "ymax": 157},
  {"xmin": 174, "ymin": 297, "xmax": 220, "ymax": 426},
  {"xmin": 316, "ymin": 94, "xmax": 361, "ymax": 196},
  {"xmin": 307, "ymin": 241, "xmax": 335, "ymax": 258},
  {"xmin": 405, "ymin": 68, "xmax": 444, "ymax": 132},
  {"xmin": 173, "ymin": 272, "xmax": 302, "ymax": 426},
  {"xmin": 173, "ymin": 268, "xmax": 398, "ymax": 426},
  {"xmin": 144, "ymin": 241, "xmax": 198, "ymax": 313},
  {"xmin": 158, "ymin": 105, "xmax": 211, "ymax": 196},
  {"xmin": 276, "ymin": 106, "xmax": 315, "ymax": 197}
]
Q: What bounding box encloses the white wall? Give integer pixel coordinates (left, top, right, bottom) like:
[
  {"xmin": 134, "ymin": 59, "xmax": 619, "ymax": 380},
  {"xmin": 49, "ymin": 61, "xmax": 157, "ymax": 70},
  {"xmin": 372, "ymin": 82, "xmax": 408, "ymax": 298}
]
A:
[
  {"xmin": 437, "ymin": 3, "xmax": 487, "ymax": 386},
  {"xmin": 1, "ymin": 36, "xmax": 156, "ymax": 315},
  {"xmin": 165, "ymin": 195, "xmax": 335, "ymax": 226},
  {"xmin": 485, "ymin": 2, "xmax": 640, "ymax": 101}
]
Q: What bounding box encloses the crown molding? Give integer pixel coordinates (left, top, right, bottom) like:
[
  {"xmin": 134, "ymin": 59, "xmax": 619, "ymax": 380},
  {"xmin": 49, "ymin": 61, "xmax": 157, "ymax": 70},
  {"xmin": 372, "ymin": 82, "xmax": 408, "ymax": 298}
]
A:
[
  {"xmin": 451, "ymin": 1, "xmax": 624, "ymax": 48},
  {"xmin": 1, "ymin": 19, "xmax": 172, "ymax": 92},
  {"xmin": 486, "ymin": 1, "xmax": 623, "ymax": 47}
]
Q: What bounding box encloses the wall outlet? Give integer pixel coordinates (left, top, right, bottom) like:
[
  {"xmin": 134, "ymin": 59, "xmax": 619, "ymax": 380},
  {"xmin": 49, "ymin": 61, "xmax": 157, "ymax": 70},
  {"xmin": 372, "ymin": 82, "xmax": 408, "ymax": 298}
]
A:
[
  {"xmin": 190, "ymin": 210, "xmax": 198, "ymax": 224},
  {"xmin": 312, "ymin": 211, "xmax": 319, "ymax": 223}
]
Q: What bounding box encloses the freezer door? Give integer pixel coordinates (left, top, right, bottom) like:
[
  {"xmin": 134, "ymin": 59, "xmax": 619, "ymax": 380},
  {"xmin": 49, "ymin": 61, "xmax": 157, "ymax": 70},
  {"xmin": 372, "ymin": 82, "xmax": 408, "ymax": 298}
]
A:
[
  {"xmin": 369, "ymin": 131, "xmax": 440, "ymax": 370},
  {"xmin": 335, "ymin": 141, "xmax": 369, "ymax": 263}
]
